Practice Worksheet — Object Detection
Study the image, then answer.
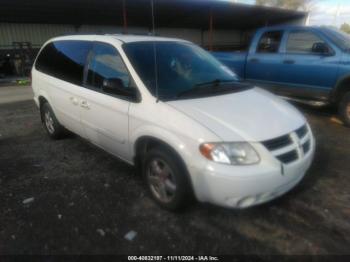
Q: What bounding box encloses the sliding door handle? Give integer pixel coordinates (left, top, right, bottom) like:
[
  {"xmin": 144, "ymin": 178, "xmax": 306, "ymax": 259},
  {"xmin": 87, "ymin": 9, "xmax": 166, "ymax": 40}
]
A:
[
  {"xmin": 80, "ymin": 100, "xmax": 90, "ymax": 109},
  {"xmin": 70, "ymin": 96, "xmax": 79, "ymax": 106}
]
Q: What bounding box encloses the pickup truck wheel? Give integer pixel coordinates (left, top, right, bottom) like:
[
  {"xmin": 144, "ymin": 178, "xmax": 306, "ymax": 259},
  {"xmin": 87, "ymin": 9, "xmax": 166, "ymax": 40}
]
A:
[
  {"xmin": 339, "ymin": 92, "xmax": 350, "ymax": 127},
  {"xmin": 143, "ymin": 146, "xmax": 192, "ymax": 211},
  {"xmin": 41, "ymin": 102, "xmax": 66, "ymax": 139}
]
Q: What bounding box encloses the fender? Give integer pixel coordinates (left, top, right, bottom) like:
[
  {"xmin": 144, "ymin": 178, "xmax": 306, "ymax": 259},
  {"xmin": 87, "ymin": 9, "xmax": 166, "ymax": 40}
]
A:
[
  {"xmin": 35, "ymin": 88, "xmax": 65, "ymax": 125},
  {"xmin": 130, "ymin": 124, "xmax": 203, "ymax": 170},
  {"xmin": 36, "ymin": 89, "xmax": 52, "ymax": 108},
  {"xmin": 130, "ymin": 125, "xmax": 210, "ymax": 201}
]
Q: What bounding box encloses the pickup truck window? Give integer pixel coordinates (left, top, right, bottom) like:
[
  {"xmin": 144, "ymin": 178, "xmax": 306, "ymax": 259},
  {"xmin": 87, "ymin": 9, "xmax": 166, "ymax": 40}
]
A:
[
  {"xmin": 257, "ymin": 31, "xmax": 283, "ymax": 53},
  {"xmin": 286, "ymin": 31, "xmax": 326, "ymax": 54}
]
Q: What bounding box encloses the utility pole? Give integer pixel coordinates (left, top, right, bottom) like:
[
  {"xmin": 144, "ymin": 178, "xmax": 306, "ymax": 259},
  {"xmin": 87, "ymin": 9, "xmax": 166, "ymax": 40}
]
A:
[
  {"xmin": 333, "ymin": 2, "xmax": 340, "ymax": 27},
  {"xmin": 209, "ymin": 8, "xmax": 213, "ymax": 51}
]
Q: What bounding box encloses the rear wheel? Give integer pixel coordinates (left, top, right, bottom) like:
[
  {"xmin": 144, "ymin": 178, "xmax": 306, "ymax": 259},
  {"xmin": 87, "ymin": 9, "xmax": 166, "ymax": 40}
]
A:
[
  {"xmin": 143, "ymin": 146, "xmax": 193, "ymax": 211},
  {"xmin": 339, "ymin": 91, "xmax": 350, "ymax": 127},
  {"xmin": 41, "ymin": 102, "xmax": 66, "ymax": 139}
]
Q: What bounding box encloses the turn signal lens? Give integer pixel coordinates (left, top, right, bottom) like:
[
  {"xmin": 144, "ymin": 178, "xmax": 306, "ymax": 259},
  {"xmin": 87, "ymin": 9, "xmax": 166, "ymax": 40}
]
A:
[{"xmin": 199, "ymin": 143, "xmax": 215, "ymax": 160}]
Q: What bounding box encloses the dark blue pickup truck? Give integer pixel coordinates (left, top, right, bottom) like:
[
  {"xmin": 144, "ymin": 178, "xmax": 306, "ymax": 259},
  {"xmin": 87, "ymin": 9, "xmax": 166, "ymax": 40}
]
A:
[{"xmin": 212, "ymin": 26, "xmax": 350, "ymax": 126}]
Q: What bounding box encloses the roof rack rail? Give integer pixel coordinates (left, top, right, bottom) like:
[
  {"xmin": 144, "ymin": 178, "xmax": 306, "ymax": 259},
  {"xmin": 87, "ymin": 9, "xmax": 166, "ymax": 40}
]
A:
[{"xmin": 105, "ymin": 32, "xmax": 157, "ymax": 36}]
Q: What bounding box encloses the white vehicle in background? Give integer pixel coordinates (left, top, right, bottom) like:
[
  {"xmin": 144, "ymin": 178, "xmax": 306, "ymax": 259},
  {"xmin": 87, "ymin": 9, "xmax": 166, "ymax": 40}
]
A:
[{"xmin": 31, "ymin": 35, "xmax": 315, "ymax": 210}]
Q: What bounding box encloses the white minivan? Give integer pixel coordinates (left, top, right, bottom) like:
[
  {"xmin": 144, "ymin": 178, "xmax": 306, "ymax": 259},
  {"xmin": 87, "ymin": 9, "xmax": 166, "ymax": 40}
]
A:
[{"xmin": 32, "ymin": 35, "xmax": 315, "ymax": 210}]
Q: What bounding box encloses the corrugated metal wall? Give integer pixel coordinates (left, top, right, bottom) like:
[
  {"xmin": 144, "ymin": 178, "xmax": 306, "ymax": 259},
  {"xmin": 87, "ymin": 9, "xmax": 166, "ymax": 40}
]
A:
[
  {"xmin": 0, "ymin": 23, "xmax": 76, "ymax": 48},
  {"xmin": 0, "ymin": 23, "xmax": 244, "ymax": 50},
  {"xmin": 78, "ymin": 25, "xmax": 148, "ymax": 35}
]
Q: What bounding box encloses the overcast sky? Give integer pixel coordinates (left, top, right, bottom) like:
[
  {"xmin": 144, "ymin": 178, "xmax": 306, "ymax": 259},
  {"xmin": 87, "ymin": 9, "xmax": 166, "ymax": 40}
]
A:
[{"xmin": 234, "ymin": 0, "xmax": 350, "ymax": 27}]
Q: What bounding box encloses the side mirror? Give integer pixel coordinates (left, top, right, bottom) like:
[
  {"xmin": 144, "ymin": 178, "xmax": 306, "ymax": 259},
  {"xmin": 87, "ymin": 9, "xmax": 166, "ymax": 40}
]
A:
[
  {"xmin": 102, "ymin": 78, "xmax": 138, "ymax": 100},
  {"xmin": 312, "ymin": 42, "xmax": 332, "ymax": 55}
]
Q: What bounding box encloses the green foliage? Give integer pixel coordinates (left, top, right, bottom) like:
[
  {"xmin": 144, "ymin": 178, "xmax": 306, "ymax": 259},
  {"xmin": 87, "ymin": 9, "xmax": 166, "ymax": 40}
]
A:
[
  {"xmin": 255, "ymin": 0, "xmax": 311, "ymax": 10},
  {"xmin": 340, "ymin": 23, "xmax": 350, "ymax": 34}
]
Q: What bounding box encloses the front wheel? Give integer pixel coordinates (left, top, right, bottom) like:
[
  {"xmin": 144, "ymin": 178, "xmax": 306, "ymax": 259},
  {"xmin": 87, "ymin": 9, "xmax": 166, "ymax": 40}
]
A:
[
  {"xmin": 143, "ymin": 146, "xmax": 193, "ymax": 211},
  {"xmin": 339, "ymin": 92, "xmax": 350, "ymax": 127}
]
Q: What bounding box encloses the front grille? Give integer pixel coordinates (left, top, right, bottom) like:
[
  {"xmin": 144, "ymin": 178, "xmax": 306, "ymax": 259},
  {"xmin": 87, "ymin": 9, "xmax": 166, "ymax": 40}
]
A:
[
  {"xmin": 276, "ymin": 150, "xmax": 298, "ymax": 164},
  {"xmin": 303, "ymin": 140, "xmax": 311, "ymax": 154},
  {"xmin": 296, "ymin": 125, "xmax": 308, "ymax": 139},
  {"xmin": 261, "ymin": 124, "xmax": 311, "ymax": 165},
  {"xmin": 262, "ymin": 135, "xmax": 292, "ymax": 151}
]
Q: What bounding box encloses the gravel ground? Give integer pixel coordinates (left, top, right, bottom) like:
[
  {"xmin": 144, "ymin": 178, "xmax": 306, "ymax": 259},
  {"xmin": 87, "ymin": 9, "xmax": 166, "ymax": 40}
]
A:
[{"xmin": 0, "ymin": 100, "xmax": 349, "ymax": 255}]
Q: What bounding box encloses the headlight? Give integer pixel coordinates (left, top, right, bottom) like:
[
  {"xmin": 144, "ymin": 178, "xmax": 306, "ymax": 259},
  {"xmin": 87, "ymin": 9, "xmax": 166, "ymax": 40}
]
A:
[{"xmin": 199, "ymin": 142, "xmax": 260, "ymax": 165}]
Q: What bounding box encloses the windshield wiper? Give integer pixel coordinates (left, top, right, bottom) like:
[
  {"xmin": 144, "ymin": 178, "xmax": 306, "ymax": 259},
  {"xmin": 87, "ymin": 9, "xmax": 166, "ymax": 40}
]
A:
[
  {"xmin": 194, "ymin": 79, "xmax": 237, "ymax": 88},
  {"xmin": 176, "ymin": 79, "xmax": 237, "ymax": 98}
]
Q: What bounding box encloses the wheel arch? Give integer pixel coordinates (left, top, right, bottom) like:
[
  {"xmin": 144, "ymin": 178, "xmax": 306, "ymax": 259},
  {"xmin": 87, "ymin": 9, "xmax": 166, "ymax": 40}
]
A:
[
  {"xmin": 38, "ymin": 95, "xmax": 50, "ymax": 123},
  {"xmin": 134, "ymin": 135, "xmax": 187, "ymax": 168},
  {"xmin": 134, "ymin": 135, "xmax": 196, "ymax": 199},
  {"xmin": 36, "ymin": 89, "xmax": 60, "ymax": 123},
  {"xmin": 332, "ymin": 74, "xmax": 350, "ymax": 103},
  {"xmin": 38, "ymin": 96, "xmax": 48, "ymax": 108},
  {"xmin": 37, "ymin": 89, "xmax": 53, "ymax": 109}
]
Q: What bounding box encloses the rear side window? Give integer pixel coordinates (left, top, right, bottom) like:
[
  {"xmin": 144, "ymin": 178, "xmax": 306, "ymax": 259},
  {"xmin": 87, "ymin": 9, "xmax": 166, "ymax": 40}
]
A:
[
  {"xmin": 257, "ymin": 31, "xmax": 283, "ymax": 53},
  {"xmin": 35, "ymin": 40, "xmax": 92, "ymax": 85},
  {"xmin": 286, "ymin": 31, "xmax": 325, "ymax": 54}
]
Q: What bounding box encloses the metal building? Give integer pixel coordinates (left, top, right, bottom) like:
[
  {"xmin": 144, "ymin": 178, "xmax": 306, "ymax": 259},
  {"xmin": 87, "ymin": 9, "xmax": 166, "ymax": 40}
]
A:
[{"xmin": 0, "ymin": 0, "xmax": 307, "ymax": 78}]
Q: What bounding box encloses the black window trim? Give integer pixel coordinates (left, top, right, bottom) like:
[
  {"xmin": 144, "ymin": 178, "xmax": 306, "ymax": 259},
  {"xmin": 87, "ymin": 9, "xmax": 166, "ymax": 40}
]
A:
[
  {"xmin": 256, "ymin": 30, "xmax": 284, "ymax": 54},
  {"xmin": 83, "ymin": 41, "xmax": 141, "ymax": 103},
  {"xmin": 285, "ymin": 29, "xmax": 335, "ymax": 56}
]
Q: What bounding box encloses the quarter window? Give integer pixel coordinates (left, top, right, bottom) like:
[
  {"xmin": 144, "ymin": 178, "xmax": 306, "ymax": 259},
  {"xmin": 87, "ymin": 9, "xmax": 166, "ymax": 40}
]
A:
[
  {"xmin": 257, "ymin": 31, "xmax": 283, "ymax": 53},
  {"xmin": 87, "ymin": 43, "xmax": 130, "ymax": 90},
  {"xmin": 35, "ymin": 40, "xmax": 91, "ymax": 85},
  {"xmin": 286, "ymin": 31, "xmax": 326, "ymax": 54}
]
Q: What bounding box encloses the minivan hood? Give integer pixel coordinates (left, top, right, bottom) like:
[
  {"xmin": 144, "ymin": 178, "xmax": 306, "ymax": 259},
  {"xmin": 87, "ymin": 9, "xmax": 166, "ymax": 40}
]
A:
[{"xmin": 167, "ymin": 88, "xmax": 305, "ymax": 142}]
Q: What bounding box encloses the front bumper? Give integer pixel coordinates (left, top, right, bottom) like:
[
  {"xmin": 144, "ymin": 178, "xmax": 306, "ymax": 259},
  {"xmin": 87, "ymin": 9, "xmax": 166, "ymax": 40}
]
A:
[{"xmin": 189, "ymin": 131, "xmax": 315, "ymax": 209}]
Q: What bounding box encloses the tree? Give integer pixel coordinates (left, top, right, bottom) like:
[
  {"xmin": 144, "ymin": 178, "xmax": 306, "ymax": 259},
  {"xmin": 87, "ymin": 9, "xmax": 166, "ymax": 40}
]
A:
[
  {"xmin": 255, "ymin": 0, "xmax": 313, "ymax": 11},
  {"xmin": 340, "ymin": 23, "xmax": 350, "ymax": 34}
]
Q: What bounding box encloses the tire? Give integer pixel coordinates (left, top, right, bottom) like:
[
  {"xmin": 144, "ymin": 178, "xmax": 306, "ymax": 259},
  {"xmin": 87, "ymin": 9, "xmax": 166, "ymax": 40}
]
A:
[
  {"xmin": 339, "ymin": 92, "xmax": 350, "ymax": 127},
  {"xmin": 142, "ymin": 146, "xmax": 193, "ymax": 211},
  {"xmin": 40, "ymin": 102, "xmax": 66, "ymax": 139}
]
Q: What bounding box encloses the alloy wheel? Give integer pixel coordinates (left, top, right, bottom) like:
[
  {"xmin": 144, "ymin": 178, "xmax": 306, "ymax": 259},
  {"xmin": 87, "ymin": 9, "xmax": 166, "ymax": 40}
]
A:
[
  {"xmin": 45, "ymin": 111, "xmax": 55, "ymax": 134},
  {"xmin": 147, "ymin": 158, "xmax": 177, "ymax": 203}
]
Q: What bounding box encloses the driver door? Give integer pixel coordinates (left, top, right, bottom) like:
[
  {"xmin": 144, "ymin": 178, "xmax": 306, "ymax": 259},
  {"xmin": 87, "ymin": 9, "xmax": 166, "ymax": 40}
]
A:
[{"xmin": 246, "ymin": 30, "xmax": 285, "ymax": 91}]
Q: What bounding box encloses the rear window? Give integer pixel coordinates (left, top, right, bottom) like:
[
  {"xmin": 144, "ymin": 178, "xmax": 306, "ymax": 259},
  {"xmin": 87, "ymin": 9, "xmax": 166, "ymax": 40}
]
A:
[{"xmin": 35, "ymin": 40, "xmax": 92, "ymax": 86}]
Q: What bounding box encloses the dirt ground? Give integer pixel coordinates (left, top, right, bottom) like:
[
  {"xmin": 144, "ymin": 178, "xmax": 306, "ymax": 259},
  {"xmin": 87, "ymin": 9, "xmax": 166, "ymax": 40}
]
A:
[{"xmin": 0, "ymin": 100, "xmax": 349, "ymax": 255}]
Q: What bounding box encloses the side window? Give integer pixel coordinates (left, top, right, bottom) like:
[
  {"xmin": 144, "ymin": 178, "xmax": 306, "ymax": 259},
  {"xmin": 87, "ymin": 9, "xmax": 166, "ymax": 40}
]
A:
[
  {"xmin": 257, "ymin": 31, "xmax": 283, "ymax": 53},
  {"xmin": 286, "ymin": 31, "xmax": 326, "ymax": 54},
  {"xmin": 35, "ymin": 40, "xmax": 91, "ymax": 85},
  {"xmin": 87, "ymin": 43, "xmax": 130, "ymax": 90}
]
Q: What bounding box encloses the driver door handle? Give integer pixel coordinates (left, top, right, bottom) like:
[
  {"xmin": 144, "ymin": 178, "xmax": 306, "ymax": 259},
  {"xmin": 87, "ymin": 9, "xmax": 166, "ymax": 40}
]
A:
[
  {"xmin": 249, "ymin": 58, "xmax": 259, "ymax": 63},
  {"xmin": 283, "ymin": 59, "xmax": 295, "ymax": 64}
]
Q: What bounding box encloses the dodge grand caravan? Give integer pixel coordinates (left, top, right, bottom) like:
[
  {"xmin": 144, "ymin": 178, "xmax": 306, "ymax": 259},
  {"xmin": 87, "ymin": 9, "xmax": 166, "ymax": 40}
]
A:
[{"xmin": 31, "ymin": 35, "xmax": 315, "ymax": 210}]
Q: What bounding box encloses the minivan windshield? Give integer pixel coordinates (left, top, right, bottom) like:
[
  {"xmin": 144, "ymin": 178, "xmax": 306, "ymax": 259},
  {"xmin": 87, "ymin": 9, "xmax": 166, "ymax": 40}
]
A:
[
  {"xmin": 123, "ymin": 41, "xmax": 242, "ymax": 100},
  {"xmin": 323, "ymin": 27, "xmax": 350, "ymax": 51}
]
